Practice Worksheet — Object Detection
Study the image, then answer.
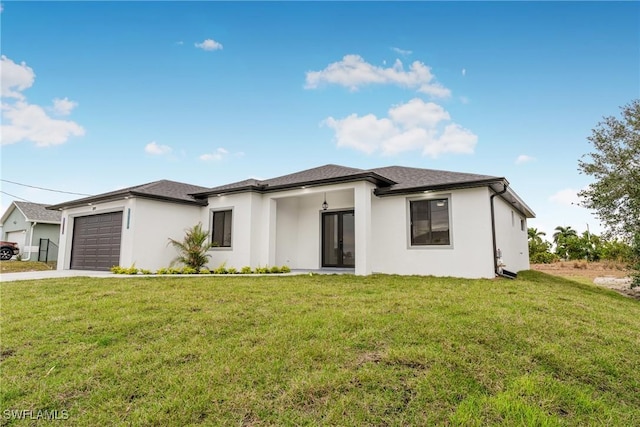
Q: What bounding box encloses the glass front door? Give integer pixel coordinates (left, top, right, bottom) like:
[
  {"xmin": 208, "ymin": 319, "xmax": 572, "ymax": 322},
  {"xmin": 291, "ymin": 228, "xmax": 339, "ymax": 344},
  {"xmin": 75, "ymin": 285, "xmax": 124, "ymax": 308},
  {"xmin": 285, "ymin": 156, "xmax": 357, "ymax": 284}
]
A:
[{"xmin": 322, "ymin": 211, "xmax": 355, "ymax": 268}]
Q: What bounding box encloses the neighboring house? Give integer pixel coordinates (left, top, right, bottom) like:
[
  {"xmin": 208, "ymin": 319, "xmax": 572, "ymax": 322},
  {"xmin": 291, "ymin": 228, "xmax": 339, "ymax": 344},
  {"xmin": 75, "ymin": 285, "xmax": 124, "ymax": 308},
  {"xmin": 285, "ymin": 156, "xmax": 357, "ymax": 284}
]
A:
[
  {"xmin": 0, "ymin": 201, "xmax": 62, "ymax": 261},
  {"xmin": 47, "ymin": 164, "xmax": 535, "ymax": 278}
]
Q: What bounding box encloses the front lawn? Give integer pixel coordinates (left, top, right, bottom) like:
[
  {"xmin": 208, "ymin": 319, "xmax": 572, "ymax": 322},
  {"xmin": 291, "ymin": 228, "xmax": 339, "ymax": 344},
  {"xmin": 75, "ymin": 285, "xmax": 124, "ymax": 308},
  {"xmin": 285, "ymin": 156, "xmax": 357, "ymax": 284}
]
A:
[
  {"xmin": 1, "ymin": 272, "xmax": 639, "ymax": 425},
  {"xmin": 0, "ymin": 261, "xmax": 54, "ymax": 273}
]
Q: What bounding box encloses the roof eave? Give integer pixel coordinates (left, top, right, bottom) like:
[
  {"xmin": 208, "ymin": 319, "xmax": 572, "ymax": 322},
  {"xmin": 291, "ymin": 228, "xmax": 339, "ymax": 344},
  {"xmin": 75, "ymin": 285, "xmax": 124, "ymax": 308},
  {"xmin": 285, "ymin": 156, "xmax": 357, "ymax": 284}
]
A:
[
  {"xmin": 0, "ymin": 202, "xmax": 17, "ymax": 224},
  {"xmin": 191, "ymin": 185, "xmax": 266, "ymax": 198},
  {"xmin": 197, "ymin": 172, "xmax": 396, "ymax": 197},
  {"xmin": 47, "ymin": 192, "xmax": 207, "ymax": 211},
  {"xmin": 374, "ymin": 178, "xmax": 506, "ymax": 197}
]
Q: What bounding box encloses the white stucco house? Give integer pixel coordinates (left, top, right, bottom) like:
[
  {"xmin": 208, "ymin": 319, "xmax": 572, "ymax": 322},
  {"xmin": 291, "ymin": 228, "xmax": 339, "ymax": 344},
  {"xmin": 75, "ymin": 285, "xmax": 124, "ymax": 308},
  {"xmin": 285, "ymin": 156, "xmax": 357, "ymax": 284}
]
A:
[{"xmin": 47, "ymin": 164, "xmax": 534, "ymax": 278}]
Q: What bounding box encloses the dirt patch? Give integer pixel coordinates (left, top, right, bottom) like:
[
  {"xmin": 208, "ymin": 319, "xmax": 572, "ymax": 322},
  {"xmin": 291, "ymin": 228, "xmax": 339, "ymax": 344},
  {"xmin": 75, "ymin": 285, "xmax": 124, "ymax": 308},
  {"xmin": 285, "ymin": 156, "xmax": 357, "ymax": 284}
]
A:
[{"xmin": 532, "ymin": 261, "xmax": 639, "ymax": 301}]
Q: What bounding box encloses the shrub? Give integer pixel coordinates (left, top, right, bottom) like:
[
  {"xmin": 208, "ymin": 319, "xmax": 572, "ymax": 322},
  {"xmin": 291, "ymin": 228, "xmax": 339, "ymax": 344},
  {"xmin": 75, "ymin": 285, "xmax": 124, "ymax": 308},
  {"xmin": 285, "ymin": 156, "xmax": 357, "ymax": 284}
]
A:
[
  {"xmin": 214, "ymin": 266, "xmax": 228, "ymax": 275},
  {"xmin": 573, "ymin": 261, "xmax": 588, "ymax": 270},
  {"xmin": 241, "ymin": 266, "xmax": 253, "ymax": 274},
  {"xmin": 156, "ymin": 267, "xmax": 169, "ymax": 275},
  {"xmin": 124, "ymin": 265, "xmax": 139, "ymax": 275},
  {"xmin": 140, "ymin": 269, "xmax": 152, "ymax": 275},
  {"xmin": 280, "ymin": 265, "xmax": 291, "ymax": 273},
  {"xmin": 255, "ymin": 266, "xmax": 269, "ymax": 274},
  {"xmin": 110, "ymin": 266, "xmax": 125, "ymax": 274},
  {"xmin": 200, "ymin": 268, "xmax": 211, "ymax": 274},
  {"xmin": 270, "ymin": 266, "xmax": 282, "ymax": 274},
  {"xmin": 227, "ymin": 267, "xmax": 237, "ymax": 274},
  {"xmin": 181, "ymin": 266, "xmax": 198, "ymax": 275},
  {"xmin": 168, "ymin": 267, "xmax": 182, "ymax": 275},
  {"xmin": 530, "ymin": 252, "xmax": 559, "ymax": 264}
]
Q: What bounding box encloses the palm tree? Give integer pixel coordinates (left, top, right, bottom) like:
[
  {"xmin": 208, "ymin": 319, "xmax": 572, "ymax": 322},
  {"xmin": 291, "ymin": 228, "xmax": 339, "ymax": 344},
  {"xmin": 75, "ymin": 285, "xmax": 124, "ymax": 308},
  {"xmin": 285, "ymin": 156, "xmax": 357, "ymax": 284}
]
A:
[
  {"xmin": 552, "ymin": 225, "xmax": 577, "ymax": 244},
  {"xmin": 553, "ymin": 226, "xmax": 578, "ymax": 259},
  {"xmin": 167, "ymin": 223, "xmax": 214, "ymax": 271},
  {"xmin": 528, "ymin": 227, "xmax": 546, "ymax": 243}
]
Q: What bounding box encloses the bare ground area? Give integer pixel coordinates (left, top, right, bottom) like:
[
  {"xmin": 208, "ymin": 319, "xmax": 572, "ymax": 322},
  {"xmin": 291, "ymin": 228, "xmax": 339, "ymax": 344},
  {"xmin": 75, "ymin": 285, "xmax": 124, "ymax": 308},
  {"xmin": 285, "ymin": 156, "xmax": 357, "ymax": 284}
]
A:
[{"xmin": 531, "ymin": 261, "xmax": 639, "ymax": 300}]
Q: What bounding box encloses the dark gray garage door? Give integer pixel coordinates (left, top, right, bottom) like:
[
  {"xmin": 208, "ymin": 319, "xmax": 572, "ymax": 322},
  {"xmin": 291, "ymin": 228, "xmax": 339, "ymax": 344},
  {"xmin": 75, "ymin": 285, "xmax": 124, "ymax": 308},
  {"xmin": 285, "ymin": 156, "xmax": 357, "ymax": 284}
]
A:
[{"xmin": 70, "ymin": 212, "xmax": 123, "ymax": 271}]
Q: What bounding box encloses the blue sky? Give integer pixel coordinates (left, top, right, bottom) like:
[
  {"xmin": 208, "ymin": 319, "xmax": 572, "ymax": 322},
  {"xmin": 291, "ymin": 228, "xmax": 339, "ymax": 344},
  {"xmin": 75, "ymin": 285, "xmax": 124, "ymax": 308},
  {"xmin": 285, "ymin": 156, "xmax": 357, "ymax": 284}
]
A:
[{"xmin": 1, "ymin": 1, "xmax": 638, "ymax": 240}]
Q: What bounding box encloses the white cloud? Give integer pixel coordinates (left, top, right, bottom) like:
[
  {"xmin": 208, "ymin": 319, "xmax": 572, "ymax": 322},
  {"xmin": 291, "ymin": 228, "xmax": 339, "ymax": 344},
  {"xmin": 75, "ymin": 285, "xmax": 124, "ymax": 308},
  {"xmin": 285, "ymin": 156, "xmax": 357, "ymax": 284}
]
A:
[
  {"xmin": 144, "ymin": 141, "xmax": 172, "ymax": 155},
  {"xmin": 462, "ymin": 68, "xmax": 466, "ymax": 77},
  {"xmin": 324, "ymin": 98, "xmax": 477, "ymax": 158},
  {"xmin": 175, "ymin": 41, "xmax": 184, "ymax": 45},
  {"xmin": 388, "ymin": 98, "xmax": 450, "ymax": 128},
  {"xmin": 195, "ymin": 39, "xmax": 223, "ymax": 51},
  {"xmin": 51, "ymin": 97, "xmax": 78, "ymax": 116},
  {"xmin": 549, "ymin": 188, "xmax": 582, "ymax": 207},
  {"xmin": 515, "ymin": 154, "xmax": 535, "ymax": 165},
  {"xmin": 0, "ymin": 56, "xmax": 84, "ymax": 147},
  {"xmin": 305, "ymin": 55, "xmax": 451, "ymax": 98},
  {"xmin": 391, "ymin": 47, "xmax": 412, "ymax": 56},
  {"xmin": 1, "ymin": 101, "xmax": 85, "ymax": 147},
  {"xmin": 199, "ymin": 147, "xmax": 229, "ymax": 161},
  {"xmin": 1, "ymin": 55, "xmax": 35, "ymax": 99}
]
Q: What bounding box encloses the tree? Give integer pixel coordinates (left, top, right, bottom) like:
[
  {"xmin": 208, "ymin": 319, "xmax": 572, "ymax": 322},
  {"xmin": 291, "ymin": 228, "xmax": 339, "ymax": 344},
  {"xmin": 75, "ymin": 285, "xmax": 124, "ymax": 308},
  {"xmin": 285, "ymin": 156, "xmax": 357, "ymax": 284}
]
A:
[
  {"xmin": 168, "ymin": 223, "xmax": 214, "ymax": 271},
  {"xmin": 527, "ymin": 227, "xmax": 555, "ymax": 263},
  {"xmin": 578, "ymin": 100, "xmax": 640, "ymax": 242},
  {"xmin": 552, "ymin": 226, "xmax": 578, "ymax": 259},
  {"xmin": 528, "ymin": 227, "xmax": 546, "ymax": 242}
]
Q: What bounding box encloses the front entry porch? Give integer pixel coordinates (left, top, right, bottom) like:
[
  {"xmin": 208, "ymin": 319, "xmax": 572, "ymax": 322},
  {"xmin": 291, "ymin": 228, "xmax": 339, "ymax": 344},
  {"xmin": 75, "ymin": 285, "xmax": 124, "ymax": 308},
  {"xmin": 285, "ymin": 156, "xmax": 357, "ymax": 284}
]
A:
[{"xmin": 268, "ymin": 182, "xmax": 374, "ymax": 275}]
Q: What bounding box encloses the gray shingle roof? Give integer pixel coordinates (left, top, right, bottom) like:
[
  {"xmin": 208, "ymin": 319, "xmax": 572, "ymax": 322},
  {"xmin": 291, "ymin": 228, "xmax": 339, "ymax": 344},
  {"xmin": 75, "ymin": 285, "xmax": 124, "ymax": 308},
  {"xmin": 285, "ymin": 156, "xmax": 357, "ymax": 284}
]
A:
[
  {"xmin": 370, "ymin": 166, "xmax": 500, "ymax": 194},
  {"xmin": 47, "ymin": 180, "xmax": 210, "ymax": 210},
  {"xmin": 14, "ymin": 202, "xmax": 62, "ymax": 223},
  {"xmin": 195, "ymin": 164, "xmax": 501, "ymax": 196},
  {"xmin": 194, "ymin": 164, "xmax": 396, "ymax": 196}
]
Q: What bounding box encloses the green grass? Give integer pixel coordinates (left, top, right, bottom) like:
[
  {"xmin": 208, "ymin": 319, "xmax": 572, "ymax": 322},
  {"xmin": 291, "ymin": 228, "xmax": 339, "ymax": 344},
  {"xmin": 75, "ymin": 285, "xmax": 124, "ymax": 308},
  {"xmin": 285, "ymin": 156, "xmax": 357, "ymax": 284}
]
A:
[
  {"xmin": 1, "ymin": 272, "xmax": 639, "ymax": 425},
  {"xmin": 0, "ymin": 261, "xmax": 55, "ymax": 273}
]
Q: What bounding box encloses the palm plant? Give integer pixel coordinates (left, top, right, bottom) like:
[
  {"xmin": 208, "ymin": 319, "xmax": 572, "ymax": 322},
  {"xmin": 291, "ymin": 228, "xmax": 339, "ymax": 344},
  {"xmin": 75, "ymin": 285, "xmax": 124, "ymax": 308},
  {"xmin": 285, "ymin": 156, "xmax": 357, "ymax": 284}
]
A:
[
  {"xmin": 528, "ymin": 227, "xmax": 546, "ymax": 243},
  {"xmin": 552, "ymin": 226, "xmax": 577, "ymax": 244},
  {"xmin": 553, "ymin": 226, "xmax": 578, "ymax": 260},
  {"xmin": 167, "ymin": 223, "xmax": 214, "ymax": 271}
]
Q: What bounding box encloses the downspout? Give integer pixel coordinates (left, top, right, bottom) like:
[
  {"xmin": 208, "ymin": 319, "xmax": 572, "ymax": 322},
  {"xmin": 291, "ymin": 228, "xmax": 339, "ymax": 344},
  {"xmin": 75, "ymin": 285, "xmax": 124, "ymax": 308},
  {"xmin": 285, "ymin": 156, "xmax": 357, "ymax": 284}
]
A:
[
  {"xmin": 22, "ymin": 222, "xmax": 37, "ymax": 261},
  {"xmin": 490, "ymin": 183, "xmax": 508, "ymax": 276}
]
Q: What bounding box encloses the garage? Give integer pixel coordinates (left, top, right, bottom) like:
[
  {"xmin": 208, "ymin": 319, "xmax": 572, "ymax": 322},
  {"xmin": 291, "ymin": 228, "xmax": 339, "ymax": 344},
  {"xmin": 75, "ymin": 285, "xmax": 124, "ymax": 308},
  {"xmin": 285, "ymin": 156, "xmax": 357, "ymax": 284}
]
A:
[
  {"xmin": 70, "ymin": 212, "xmax": 123, "ymax": 271},
  {"xmin": 6, "ymin": 230, "xmax": 26, "ymax": 256}
]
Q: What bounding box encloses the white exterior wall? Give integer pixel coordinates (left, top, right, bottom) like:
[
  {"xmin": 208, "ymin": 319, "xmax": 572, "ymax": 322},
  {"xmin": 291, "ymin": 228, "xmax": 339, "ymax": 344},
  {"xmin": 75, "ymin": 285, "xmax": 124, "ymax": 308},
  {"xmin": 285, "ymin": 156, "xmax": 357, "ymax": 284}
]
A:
[
  {"xmin": 494, "ymin": 195, "xmax": 530, "ymax": 272},
  {"xmin": 57, "ymin": 198, "xmax": 202, "ymax": 271},
  {"xmin": 370, "ymin": 187, "xmax": 495, "ymax": 279},
  {"xmin": 204, "ymin": 192, "xmax": 257, "ymax": 269},
  {"xmin": 130, "ymin": 199, "xmax": 202, "ymax": 271}
]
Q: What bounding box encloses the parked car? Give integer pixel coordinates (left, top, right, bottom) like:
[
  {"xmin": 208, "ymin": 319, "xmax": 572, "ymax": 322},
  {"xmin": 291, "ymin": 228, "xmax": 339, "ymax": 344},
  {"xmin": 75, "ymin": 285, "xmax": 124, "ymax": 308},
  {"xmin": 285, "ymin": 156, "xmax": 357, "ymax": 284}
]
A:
[{"xmin": 0, "ymin": 241, "xmax": 20, "ymax": 261}]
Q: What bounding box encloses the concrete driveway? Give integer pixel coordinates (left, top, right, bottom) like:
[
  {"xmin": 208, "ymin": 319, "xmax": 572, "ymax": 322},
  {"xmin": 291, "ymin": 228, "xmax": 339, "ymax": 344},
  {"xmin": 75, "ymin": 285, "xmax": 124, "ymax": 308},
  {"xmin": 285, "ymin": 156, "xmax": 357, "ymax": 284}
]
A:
[{"xmin": 0, "ymin": 270, "xmax": 115, "ymax": 282}]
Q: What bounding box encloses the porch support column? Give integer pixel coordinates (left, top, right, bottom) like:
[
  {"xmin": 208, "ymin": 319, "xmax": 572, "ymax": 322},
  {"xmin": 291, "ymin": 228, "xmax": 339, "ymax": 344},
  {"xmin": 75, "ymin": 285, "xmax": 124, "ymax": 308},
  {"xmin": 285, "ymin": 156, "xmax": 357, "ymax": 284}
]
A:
[
  {"xmin": 354, "ymin": 182, "xmax": 373, "ymax": 276},
  {"xmin": 268, "ymin": 198, "xmax": 277, "ymax": 266},
  {"xmin": 258, "ymin": 197, "xmax": 277, "ymax": 267}
]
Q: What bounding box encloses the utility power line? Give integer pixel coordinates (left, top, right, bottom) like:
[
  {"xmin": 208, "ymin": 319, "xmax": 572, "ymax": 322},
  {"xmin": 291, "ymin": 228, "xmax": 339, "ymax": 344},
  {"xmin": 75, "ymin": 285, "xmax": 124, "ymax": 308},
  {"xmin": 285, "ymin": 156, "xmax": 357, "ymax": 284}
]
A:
[
  {"xmin": 1, "ymin": 179, "xmax": 92, "ymax": 196},
  {"xmin": 0, "ymin": 191, "xmax": 31, "ymax": 202}
]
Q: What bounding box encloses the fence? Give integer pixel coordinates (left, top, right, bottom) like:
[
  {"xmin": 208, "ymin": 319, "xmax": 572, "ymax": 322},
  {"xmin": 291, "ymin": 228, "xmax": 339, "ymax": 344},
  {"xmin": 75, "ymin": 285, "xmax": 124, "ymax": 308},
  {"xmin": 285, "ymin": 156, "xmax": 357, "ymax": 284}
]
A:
[{"xmin": 38, "ymin": 239, "xmax": 59, "ymax": 263}]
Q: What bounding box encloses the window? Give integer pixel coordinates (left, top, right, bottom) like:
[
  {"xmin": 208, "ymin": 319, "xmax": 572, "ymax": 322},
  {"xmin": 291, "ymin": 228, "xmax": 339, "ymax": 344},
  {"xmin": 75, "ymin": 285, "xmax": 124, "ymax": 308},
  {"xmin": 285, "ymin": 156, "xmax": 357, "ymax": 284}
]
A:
[
  {"xmin": 521, "ymin": 219, "xmax": 526, "ymax": 231},
  {"xmin": 211, "ymin": 210, "xmax": 232, "ymax": 247},
  {"xmin": 410, "ymin": 199, "xmax": 450, "ymax": 246}
]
